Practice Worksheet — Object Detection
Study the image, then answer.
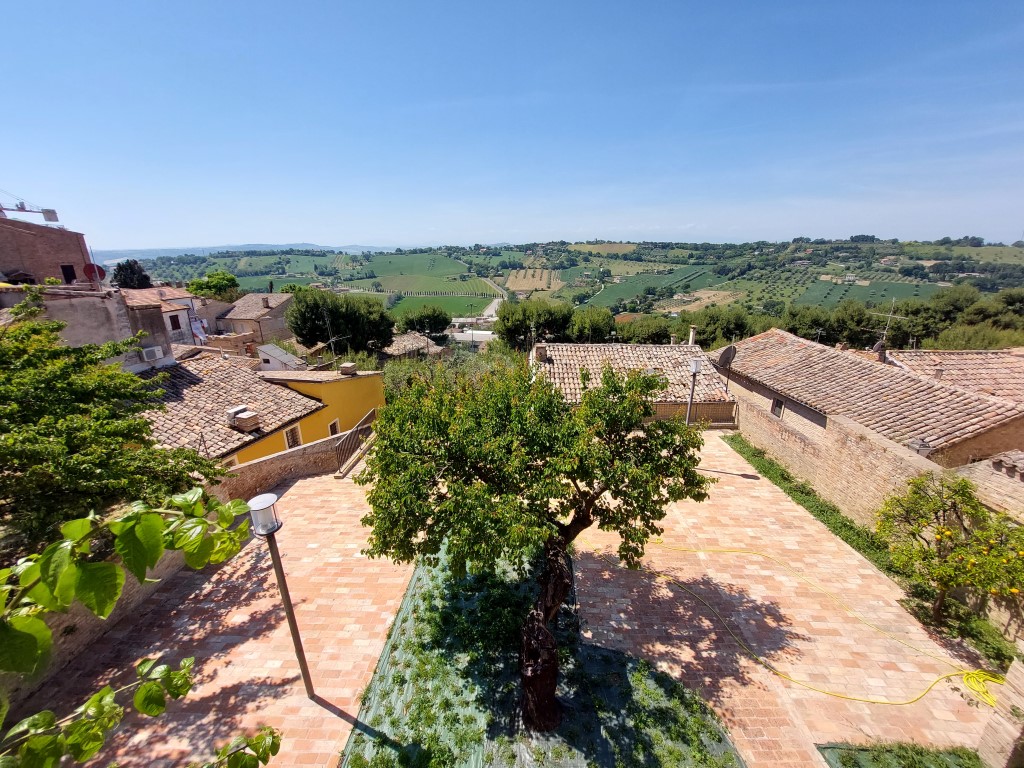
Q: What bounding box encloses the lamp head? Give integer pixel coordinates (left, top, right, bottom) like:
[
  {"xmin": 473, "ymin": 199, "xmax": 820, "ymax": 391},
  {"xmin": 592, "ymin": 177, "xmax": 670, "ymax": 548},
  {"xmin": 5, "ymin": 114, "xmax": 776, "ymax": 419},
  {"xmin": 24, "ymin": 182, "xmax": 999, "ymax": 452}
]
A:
[{"xmin": 247, "ymin": 493, "xmax": 282, "ymax": 536}]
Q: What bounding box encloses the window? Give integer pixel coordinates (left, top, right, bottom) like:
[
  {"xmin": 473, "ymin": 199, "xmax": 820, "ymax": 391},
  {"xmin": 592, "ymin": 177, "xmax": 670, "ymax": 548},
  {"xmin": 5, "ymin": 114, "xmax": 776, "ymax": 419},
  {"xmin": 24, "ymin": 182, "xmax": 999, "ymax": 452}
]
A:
[
  {"xmin": 169, "ymin": 314, "xmax": 182, "ymax": 331},
  {"xmin": 770, "ymin": 397, "xmax": 785, "ymax": 418},
  {"xmin": 60, "ymin": 264, "xmax": 77, "ymax": 284},
  {"xmin": 329, "ymin": 420, "xmax": 341, "ymax": 436},
  {"xmin": 285, "ymin": 426, "xmax": 301, "ymax": 449}
]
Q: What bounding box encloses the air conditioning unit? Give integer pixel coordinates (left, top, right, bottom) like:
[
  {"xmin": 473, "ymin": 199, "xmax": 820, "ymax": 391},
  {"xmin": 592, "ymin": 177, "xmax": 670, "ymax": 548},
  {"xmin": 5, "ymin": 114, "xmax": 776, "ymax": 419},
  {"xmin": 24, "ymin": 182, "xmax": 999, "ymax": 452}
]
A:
[
  {"xmin": 225, "ymin": 405, "xmax": 249, "ymax": 426},
  {"xmin": 140, "ymin": 346, "xmax": 163, "ymax": 362}
]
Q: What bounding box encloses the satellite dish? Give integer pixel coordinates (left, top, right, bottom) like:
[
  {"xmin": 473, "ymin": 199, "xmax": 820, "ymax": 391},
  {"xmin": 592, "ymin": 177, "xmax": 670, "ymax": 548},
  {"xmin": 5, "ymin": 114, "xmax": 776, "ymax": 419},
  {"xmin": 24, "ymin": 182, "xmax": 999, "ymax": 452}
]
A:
[
  {"xmin": 718, "ymin": 344, "xmax": 737, "ymax": 368},
  {"xmin": 84, "ymin": 263, "xmax": 106, "ymax": 281}
]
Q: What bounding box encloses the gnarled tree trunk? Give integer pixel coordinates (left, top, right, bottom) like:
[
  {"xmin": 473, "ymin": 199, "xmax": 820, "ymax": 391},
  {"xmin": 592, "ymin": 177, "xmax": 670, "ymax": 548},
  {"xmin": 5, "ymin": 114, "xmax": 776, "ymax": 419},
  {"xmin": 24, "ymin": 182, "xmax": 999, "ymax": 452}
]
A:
[{"xmin": 520, "ymin": 535, "xmax": 573, "ymax": 730}]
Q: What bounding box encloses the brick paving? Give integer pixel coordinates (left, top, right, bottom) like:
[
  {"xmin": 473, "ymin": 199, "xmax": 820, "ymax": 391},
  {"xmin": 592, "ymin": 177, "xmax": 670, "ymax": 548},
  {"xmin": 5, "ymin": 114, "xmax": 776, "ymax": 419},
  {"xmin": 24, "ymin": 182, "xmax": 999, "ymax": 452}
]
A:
[
  {"xmin": 19, "ymin": 470, "xmax": 411, "ymax": 768},
  {"xmin": 574, "ymin": 433, "xmax": 991, "ymax": 767}
]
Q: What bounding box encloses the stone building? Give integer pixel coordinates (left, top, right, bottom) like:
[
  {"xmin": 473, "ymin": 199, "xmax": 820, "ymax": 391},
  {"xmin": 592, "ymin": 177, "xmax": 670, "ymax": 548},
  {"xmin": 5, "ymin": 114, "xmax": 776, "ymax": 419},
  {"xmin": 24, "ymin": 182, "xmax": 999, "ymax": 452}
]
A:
[
  {"xmin": 0, "ymin": 218, "xmax": 95, "ymax": 285},
  {"xmin": 216, "ymin": 293, "xmax": 293, "ymax": 343}
]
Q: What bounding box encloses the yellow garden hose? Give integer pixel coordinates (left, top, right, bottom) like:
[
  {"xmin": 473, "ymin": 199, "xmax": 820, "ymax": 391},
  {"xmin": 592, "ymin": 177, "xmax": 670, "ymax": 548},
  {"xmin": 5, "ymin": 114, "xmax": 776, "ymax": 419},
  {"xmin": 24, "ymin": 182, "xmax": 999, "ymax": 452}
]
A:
[{"xmin": 579, "ymin": 537, "xmax": 1004, "ymax": 707}]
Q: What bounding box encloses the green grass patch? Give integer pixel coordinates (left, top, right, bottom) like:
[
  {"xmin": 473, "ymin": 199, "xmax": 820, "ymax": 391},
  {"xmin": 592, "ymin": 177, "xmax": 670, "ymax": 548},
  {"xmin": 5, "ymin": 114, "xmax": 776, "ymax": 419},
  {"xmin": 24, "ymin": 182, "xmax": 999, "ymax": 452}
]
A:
[
  {"xmin": 721, "ymin": 433, "xmax": 1021, "ymax": 670},
  {"xmin": 390, "ymin": 295, "xmax": 493, "ymax": 319},
  {"xmin": 342, "ymin": 550, "xmax": 744, "ymax": 768},
  {"xmin": 818, "ymin": 741, "xmax": 982, "ymax": 767}
]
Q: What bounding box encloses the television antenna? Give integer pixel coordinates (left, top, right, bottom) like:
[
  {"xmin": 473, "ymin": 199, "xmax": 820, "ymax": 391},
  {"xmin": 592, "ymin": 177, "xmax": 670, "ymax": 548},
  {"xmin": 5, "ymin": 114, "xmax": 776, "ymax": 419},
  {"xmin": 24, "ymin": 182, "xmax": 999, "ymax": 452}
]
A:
[
  {"xmin": 0, "ymin": 189, "xmax": 58, "ymax": 222},
  {"xmin": 867, "ymin": 298, "xmax": 908, "ymax": 343}
]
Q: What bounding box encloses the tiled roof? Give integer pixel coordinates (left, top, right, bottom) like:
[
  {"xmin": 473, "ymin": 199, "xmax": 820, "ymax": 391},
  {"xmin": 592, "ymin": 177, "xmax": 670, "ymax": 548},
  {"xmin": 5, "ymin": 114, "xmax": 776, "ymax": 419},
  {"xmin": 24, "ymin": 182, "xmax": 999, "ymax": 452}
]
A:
[
  {"xmin": 257, "ymin": 344, "xmax": 305, "ymax": 367},
  {"xmin": 382, "ymin": 332, "xmax": 444, "ymax": 357},
  {"xmin": 218, "ymin": 293, "xmax": 292, "ymax": 321},
  {"xmin": 991, "ymin": 450, "xmax": 1024, "ymax": 474},
  {"xmin": 259, "ymin": 370, "xmax": 377, "ymax": 383},
  {"xmin": 534, "ymin": 343, "xmax": 734, "ymax": 404},
  {"xmin": 714, "ymin": 329, "xmax": 1024, "ymax": 451},
  {"xmin": 142, "ymin": 356, "xmax": 323, "ymax": 458},
  {"xmin": 886, "ymin": 349, "xmax": 1024, "ymax": 404},
  {"xmin": 120, "ymin": 287, "xmax": 194, "ymax": 307}
]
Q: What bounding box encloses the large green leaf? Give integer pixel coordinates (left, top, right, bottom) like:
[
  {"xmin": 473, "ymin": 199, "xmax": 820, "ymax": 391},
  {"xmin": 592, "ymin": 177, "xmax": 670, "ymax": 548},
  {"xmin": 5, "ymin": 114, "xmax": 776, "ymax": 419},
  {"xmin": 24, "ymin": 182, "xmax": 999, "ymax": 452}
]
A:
[
  {"xmin": 19, "ymin": 732, "xmax": 65, "ymax": 767},
  {"xmin": 173, "ymin": 518, "xmax": 208, "ymax": 553},
  {"xmin": 183, "ymin": 535, "xmax": 215, "ymax": 569},
  {"xmin": 114, "ymin": 514, "xmax": 164, "ymax": 583},
  {"xmin": 75, "ymin": 563, "xmax": 125, "ymax": 619},
  {"xmin": 38, "ymin": 542, "xmax": 78, "ymax": 609},
  {"xmin": 132, "ymin": 681, "xmax": 166, "ymax": 717},
  {"xmin": 59, "ymin": 518, "xmax": 93, "ymax": 542},
  {"xmin": 0, "ymin": 617, "xmax": 52, "ymax": 676},
  {"xmin": 63, "ymin": 718, "xmax": 107, "ymax": 762}
]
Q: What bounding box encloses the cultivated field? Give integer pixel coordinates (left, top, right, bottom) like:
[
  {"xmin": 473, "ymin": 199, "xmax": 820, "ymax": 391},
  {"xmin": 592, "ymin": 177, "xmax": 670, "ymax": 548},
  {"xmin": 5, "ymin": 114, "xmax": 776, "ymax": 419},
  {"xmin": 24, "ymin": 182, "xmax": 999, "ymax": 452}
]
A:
[
  {"xmin": 795, "ymin": 279, "xmax": 939, "ymax": 307},
  {"xmin": 586, "ymin": 267, "xmax": 710, "ymax": 307},
  {"xmin": 658, "ymin": 289, "xmax": 745, "ymax": 312},
  {"xmin": 567, "ymin": 242, "xmax": 638, "ymax": 255},
  {"xmin": 389, "ymin": 295, "xmax": 491, "ymax": 318},
  {"xmin": 902, "ymin": 244, "xmax": 1024, "ymax": 264},
  {"xmin": 504, "ymin": 269, "xmax": 565, "ymax": 291},
  {"xmin": 347, "ymin": 275, "xmax": 501, "ymax": 295}
]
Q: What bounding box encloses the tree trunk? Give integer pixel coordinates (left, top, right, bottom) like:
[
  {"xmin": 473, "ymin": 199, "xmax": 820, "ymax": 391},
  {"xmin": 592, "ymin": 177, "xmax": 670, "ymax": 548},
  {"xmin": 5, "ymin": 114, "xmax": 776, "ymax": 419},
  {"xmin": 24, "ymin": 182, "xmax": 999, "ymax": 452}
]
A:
[
  {"xmin": 520, "ymin": 536, "xmax": 572, "ymax": 731},
  {"xmin": 932, "ymin": 587, "xmax": 948, "ymax": 624}
]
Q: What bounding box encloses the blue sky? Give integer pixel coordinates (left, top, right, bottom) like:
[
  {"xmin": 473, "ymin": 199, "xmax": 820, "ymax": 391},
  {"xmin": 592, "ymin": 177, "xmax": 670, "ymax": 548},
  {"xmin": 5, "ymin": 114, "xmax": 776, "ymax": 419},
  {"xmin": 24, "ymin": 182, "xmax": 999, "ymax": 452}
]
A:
[{"xmin": 2, "ymin": 1, "xmax": 1023, "ymax": 249}]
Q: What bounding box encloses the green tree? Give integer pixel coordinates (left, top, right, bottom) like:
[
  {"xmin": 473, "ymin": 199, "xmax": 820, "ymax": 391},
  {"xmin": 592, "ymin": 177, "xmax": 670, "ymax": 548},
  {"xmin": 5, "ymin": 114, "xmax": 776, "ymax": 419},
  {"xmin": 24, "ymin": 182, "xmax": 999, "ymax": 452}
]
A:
[
  {"xmin": 358, "ymin": 361, "xmax": 711, "ymax": 730},
  {"xmin": 285, "ymin": 288, "xmax": 394, "ymax": 353},
  {"xmin": 398, "ymin": 305, "xmax": 451, "ymax": 341},
  {"xmin": 617, "ymin": 315, "xmax": 672, "ymax": 344},
  {"xmin": 110, "ymin": 260, "xmax": 153, "ymax": 289},
  {"xmin": 877, "ymin": 475, "xmax": 1024, "ymax": 622},
  {"xmin": 494, "ymin": 298, "xmax": 573, "ymax": 350},
  {"xmin": 566, "ymin": 305, "xmax": 613, "ymax": 343},
  {"xmin": 187, "ymin": 270, "xmax": 242, "ymax": 302},
  {"xmin": 0, "ymin": 292, "xmax": 220, "ymax": 551}
]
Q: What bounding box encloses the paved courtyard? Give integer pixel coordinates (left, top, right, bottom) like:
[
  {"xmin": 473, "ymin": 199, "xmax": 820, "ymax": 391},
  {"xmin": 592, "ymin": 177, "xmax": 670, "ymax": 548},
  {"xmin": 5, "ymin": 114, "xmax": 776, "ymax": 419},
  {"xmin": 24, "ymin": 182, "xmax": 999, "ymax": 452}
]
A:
[
  {"xmin": 575, "ymin": 433, "xmax": 992, "ymax": 767},
  {"xmin": 22, "ymin": 435, "xmax": 998, "ymax": 767},
  {"xmin": 18, "ymin": 471, "xmax": 412, "ymax": 768}
]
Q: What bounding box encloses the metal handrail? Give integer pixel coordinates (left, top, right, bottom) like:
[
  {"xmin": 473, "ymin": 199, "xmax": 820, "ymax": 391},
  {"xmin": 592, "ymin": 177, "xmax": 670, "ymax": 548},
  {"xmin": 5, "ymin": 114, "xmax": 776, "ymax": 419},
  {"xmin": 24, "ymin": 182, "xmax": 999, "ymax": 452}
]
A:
[{"xmin": 334, "ymin": 408, "xmax": 376, "ymax": 472}]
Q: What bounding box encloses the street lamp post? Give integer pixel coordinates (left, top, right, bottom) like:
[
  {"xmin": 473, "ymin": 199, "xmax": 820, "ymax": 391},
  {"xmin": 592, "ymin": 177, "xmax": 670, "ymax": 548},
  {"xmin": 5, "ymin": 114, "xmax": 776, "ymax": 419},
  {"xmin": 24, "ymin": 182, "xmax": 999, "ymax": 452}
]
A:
[
  {"xmin": 685, "ymin": 357, "xmax": 701, "ymax": 426},
  {"xmin": 248, "ymin": 493, "xmax": 315, "ymax": 699}
]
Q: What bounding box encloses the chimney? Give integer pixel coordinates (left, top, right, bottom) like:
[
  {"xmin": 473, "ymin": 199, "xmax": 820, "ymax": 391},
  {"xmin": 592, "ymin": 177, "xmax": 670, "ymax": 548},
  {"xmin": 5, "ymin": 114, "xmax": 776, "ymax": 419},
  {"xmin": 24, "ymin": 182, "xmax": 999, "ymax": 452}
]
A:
[
  {"xmin": 688, "ymin": 325, "xmax": 697, "ymax": 345},
  {"xmin": 934, "ymin": 367, "xmax": 944, "ymax": 381},
  {"xmin": 337, "ymin": 362, "xmax": 357, "ymax": 375},
  {"xmin": 262, "ymin": 296, "xmax": 271, "ymax": 309},
  {"xmin": 233, "ymin": 410, "xmax": 261, "ymax": 433},
  {"xmin": 670, "ymin": 334, "xmax": 678, "ymax": 345},
  {"xmin": 534, "ymin": 342, "xmax": 547, "ymax": 363}
]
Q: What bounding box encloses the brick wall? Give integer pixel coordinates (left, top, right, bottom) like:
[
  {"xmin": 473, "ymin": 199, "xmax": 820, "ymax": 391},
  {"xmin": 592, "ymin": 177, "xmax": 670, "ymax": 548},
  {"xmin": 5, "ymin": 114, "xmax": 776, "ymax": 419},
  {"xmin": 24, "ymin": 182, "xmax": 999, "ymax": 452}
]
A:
[
  {"xmin": 209, "ymin": 431, "xmax": 350, "ymax": 503},
  {"xmin": 5, "ymin": 550, "xmax": 187, "ymax": 711},
  {"xmin": 0, "ymin": 218, "xmax": 92, "ymax": 284},
  {"xmin": 932, "ymin": 415, "xmax": 1024, "ymax": 468},
  {"xmin": 731, "ymin": 375, "xmax": 938, "ymax": 527}
]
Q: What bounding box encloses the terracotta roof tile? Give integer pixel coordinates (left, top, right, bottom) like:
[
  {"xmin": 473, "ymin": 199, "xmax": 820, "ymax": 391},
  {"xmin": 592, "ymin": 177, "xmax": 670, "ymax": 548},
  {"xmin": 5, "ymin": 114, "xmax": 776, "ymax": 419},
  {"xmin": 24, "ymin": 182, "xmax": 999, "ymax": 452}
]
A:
[
  {"xmin": 382, "ymin": 332, "xmax": 445, "ymax": 357},
  {"xmin": 534, "ymin": 343, "xmax": 734, "ymax": 404},
  {"xmin": 142, "ymin": 356, "xmax": 322, "ymax": 458},
  {"xmin": 715, "ymin": 329, "xmax": 1024, "ymax": 451},
  {"xmin": 887, "ymin": 349, "xmax": 1024, "ymax": 404},
  {"xmin": 218, "ymin": 293, "xmax": 292, "ymax": 321},
  {"xmin": 120, "ymin": 287, "xmax": 194, "ymax": 307}
]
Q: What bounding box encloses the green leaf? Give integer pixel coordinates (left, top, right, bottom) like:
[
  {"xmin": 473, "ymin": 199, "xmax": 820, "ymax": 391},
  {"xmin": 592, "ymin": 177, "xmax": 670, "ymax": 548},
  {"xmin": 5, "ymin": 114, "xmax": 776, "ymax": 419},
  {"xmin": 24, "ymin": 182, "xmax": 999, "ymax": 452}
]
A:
[
  {"xmin": 75, "ymin": 563, "xmax": 125, "ymax": 619},
  {"xmin": 64, "ymin": 718, "xmax": 107, "ymax": 761},
  {"xmin": 5, "ymin": 710, "xmax": 55, "ymax": 740},
  {"xmin": 147, "ymin": 664, "xmax": 170, "ymax": 681},
  {"xmin": 0, "ymin": 692, "xmax": 7, "ymax": 733},
  {"xmin": 0, "ymin": 617, "xmax": 52, "ymax": 676},
  {"xmin": 59, "ymin": 518, "xmax": 93, "ymax": 542},
  {"xmin": 227, "ymin": 753, "xmax": 259, "ymax": 768},
  {"xmin": 182, "ymin": 535, "xmax": 215, "ymax": 570},
  {"xmin": 19, "ymin": 562, "xmax": 59, "ymax": 612},
  {"xmin": 165, "ymin": 670, "xmax": 193, "ymax": 699},
  {"xmin": 173, "ymin": 518, "xmax": 208, "ymax": 553},
  {"xmin": 136, "ymin": 658, "xmax": 157, "ymax": 678},
  {"xmin": 114, "ymin": 514, "xmax": 164, "ymax": 583},
  {"xmin": 133, "ymin": 681, "xmax": 166, "ymax": 717},
  {"xmin": 38, "ymin": 542, "xmax": 78, "ymax": 609},
  {"xmin": 170, "ymin": 487, "xmax": 204, "ymax": 515},
  {"xmin": 18, "ymin": 732, "xmax": 65, "ymax": 768}
]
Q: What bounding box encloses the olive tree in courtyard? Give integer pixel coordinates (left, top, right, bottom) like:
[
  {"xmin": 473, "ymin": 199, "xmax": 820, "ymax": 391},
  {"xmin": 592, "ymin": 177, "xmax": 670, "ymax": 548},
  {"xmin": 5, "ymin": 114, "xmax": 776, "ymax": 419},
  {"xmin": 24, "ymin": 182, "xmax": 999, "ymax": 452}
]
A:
[{"xmin": 357, "ymin": 360, "xmax": 711, "ymax": 730}]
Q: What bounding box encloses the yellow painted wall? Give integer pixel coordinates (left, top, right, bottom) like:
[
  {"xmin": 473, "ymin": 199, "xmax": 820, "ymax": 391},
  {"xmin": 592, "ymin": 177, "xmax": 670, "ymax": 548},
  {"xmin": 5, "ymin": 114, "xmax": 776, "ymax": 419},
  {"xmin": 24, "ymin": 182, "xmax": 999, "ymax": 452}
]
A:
[{"xmin": 223, "ymin": 373, "xmax": 384, "ymax": 466}]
